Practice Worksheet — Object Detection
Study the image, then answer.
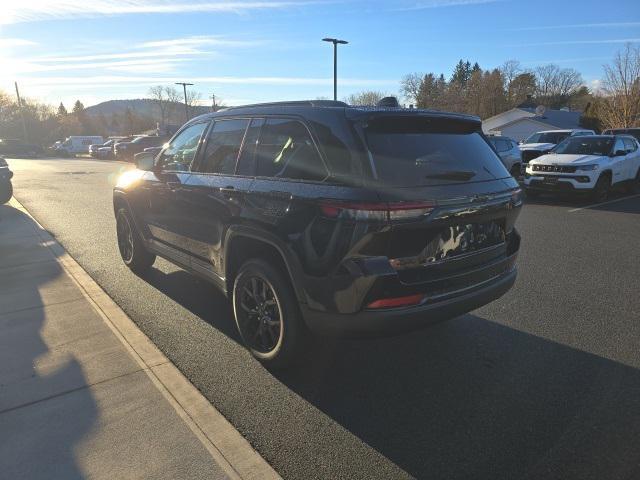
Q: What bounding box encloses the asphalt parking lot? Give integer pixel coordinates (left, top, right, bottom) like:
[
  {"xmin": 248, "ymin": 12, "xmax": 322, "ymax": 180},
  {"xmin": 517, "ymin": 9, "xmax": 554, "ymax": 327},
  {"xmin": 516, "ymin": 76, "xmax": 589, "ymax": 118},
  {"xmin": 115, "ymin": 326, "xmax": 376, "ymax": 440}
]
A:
[{"xmin": 6, "ymin": 156, "xmax": 640, "ymax": 480}]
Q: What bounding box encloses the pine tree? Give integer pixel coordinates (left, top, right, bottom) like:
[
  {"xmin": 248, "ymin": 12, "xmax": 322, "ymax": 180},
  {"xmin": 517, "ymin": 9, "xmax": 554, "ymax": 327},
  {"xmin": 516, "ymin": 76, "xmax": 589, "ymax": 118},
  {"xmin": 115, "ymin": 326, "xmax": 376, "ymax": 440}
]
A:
[
  {"xmin": 57, "ymin": 102, "xmax": 67, "ymax": 116},
  {"xmin": 72, "ymin": 100, "xmax": 85, "ymax": 116}
]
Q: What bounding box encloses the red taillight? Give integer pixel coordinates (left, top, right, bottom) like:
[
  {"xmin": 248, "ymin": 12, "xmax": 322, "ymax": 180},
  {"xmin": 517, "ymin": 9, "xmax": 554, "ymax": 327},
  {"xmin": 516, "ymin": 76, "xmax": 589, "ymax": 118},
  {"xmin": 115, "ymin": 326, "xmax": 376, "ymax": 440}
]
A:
[
  {"xmin": 319, "ymin": 201, "xmax": 434, "ymax": 222},
  {"xmin": 366, "ymin": 293, "xmax": 425, "ymax": 309}
]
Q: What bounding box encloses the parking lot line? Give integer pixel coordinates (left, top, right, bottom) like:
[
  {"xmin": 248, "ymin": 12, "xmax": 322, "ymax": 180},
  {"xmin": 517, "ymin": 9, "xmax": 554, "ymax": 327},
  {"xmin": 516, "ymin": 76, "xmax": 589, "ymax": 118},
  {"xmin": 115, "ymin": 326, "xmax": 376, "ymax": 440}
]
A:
[{"xmin": 567, "ymin": 193, "xmax": 640, "ymax": 213}]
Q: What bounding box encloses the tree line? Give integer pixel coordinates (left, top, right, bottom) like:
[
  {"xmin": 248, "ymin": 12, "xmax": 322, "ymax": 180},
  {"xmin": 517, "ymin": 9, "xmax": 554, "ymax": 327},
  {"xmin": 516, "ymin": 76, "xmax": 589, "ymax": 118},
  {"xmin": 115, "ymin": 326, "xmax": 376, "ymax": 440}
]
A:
[{"xmin": 348, "ymin": 44, "xmax": 640, "ymax": 132}]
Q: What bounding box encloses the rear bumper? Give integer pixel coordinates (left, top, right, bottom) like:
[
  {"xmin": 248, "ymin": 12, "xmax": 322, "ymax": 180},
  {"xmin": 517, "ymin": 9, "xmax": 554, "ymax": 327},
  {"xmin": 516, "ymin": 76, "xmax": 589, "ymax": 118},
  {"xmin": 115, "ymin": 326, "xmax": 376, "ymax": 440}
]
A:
[{"xmin": 301, "ymin": 265, "xmax": 517, "ymax": 337}]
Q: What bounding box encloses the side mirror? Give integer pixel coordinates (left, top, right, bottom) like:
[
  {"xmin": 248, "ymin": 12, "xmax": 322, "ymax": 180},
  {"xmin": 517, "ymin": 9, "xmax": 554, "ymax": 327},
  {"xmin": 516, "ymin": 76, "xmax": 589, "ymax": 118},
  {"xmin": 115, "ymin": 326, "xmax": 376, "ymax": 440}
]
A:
[
  {"xmin": 135, "ymin": 152, "xmax": 155, "ymax": 171},
  {"xmin": 614, "ymin": 150, "xmax": 626, "ymax": 157}
]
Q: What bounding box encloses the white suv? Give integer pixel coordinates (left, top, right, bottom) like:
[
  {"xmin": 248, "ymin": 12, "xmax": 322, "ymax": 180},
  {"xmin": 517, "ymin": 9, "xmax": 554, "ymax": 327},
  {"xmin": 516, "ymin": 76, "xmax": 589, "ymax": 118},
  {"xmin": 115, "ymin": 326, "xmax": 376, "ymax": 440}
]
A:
[{"xmin": 524, "ymin": 135, "xmax": 640, "ymax": 201}]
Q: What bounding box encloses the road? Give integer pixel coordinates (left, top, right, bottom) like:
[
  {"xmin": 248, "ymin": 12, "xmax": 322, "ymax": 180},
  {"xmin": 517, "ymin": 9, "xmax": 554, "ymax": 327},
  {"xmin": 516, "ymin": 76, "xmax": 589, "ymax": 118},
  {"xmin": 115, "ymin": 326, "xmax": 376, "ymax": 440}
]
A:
[{"xmin": 7, "ymin": 156, "xmax": 640, "ymax": 480}]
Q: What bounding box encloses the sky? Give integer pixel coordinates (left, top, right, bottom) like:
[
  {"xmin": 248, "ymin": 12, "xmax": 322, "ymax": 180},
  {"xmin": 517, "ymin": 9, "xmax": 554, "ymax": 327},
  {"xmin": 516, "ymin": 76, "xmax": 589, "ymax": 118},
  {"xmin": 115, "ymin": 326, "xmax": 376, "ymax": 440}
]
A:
[{"xmin": 0, "ymin": 0, "xmax": 639, "ymax": 108}]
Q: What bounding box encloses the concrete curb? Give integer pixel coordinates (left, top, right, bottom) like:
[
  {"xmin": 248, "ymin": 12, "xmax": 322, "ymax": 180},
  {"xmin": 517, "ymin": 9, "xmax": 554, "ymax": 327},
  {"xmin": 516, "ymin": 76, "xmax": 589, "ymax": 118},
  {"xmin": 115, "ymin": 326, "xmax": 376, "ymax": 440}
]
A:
[{"xmin": 10, "ymin": 198, "xmax": 281, "ymax": 480}]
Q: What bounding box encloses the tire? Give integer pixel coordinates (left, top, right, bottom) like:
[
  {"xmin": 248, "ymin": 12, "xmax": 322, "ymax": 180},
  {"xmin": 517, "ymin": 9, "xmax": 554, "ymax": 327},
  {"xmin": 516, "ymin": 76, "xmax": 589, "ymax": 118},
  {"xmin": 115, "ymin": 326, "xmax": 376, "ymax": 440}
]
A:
[
  {"xmin": 629, "ymin": 169, "xmax": 640, "ymax": 194},
  {"xmin": 591, "ymin": 174, "xmax": 611, "ymax": 202},
  {"xmin": 233, "ymin": 259, "xmax": 309, "ymax": 369},
  {"xmin": 115, "ymin": 207, "xmax": 155, "ymax": 273},
  {"xmin": 0, "ymin": 181, "xmax": 12, "ymax": 204}
]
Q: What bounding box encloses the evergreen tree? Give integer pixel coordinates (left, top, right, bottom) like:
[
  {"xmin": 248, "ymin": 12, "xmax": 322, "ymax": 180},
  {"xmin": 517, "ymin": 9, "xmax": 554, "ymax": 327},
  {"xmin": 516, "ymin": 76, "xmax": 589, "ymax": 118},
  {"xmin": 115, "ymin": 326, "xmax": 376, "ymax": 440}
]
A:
[
  {"xmin": 57, "ymin": 102, "xmax": 67, "ymax": 116},
  {"xmin": 72, "ymin": 100, "xmax": 85, "ymax": 115}
]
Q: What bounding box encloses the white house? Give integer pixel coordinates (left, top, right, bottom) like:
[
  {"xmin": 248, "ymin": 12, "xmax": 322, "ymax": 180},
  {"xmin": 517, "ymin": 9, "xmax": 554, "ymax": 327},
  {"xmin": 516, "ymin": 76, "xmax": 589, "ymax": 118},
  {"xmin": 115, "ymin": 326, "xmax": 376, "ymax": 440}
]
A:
[{"xmin": 483, "ymin": 107, "xmax": 582, "ymax": 142}]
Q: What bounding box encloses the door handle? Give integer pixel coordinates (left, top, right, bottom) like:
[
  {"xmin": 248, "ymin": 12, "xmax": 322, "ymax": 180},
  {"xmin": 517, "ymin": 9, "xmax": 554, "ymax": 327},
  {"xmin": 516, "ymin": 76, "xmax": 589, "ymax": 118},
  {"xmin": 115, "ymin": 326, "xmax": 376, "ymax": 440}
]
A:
[{"xmin": 219, "ymin": 186, "xmax": 238, "ymax": 194}]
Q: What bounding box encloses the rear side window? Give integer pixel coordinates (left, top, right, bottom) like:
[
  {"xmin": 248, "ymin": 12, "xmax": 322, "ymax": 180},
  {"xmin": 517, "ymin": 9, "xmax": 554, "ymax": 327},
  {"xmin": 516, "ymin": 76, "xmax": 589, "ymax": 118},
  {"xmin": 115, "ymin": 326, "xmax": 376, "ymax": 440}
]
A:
[
  {"xmin": 199, "ymin": 119, "xmax": 249, "ymax": 174},
  {"xmin": 363, "ymin": 117, "xmax": 509, "ymax": 186},
  {"xmin": 255, "ymin": 118, "xmax": 328, "ymax": 182}
]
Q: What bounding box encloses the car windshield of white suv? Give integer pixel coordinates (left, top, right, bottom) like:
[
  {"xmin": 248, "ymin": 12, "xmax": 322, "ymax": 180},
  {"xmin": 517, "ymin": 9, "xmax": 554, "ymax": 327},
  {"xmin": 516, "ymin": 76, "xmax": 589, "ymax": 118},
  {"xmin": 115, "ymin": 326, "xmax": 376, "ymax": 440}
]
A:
[
  {"xmin": 524, "ymin": 132, "xmax": 570, "ymax": 144},
  {"xmin": 552, "ymin": 137, "xmax": 614, "ymax": 156}
]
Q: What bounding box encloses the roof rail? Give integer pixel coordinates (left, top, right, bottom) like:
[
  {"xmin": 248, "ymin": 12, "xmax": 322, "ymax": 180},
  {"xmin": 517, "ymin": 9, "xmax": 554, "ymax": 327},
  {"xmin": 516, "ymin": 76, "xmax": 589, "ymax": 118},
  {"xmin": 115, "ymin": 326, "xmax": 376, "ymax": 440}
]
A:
[{"xmin": 223, "ymin": 100, "xmax": 348, "ymax": 110}]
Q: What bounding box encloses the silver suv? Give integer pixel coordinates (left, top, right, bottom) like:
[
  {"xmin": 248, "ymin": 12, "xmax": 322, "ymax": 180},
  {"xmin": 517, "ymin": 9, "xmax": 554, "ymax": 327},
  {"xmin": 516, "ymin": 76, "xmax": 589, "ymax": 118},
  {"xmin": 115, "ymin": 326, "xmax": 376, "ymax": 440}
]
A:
[{"xmin": 488, "ymin": 135, "xmax": 522, "ymax": 177}]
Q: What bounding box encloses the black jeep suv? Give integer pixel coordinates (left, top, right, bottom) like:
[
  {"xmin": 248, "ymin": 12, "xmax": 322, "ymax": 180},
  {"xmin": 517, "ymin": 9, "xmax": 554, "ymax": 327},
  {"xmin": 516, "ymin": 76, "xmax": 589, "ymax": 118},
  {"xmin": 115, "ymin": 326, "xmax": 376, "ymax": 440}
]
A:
[{"xmin": 113, "ymin": 100, "xmax": 522, "ymax": 368}]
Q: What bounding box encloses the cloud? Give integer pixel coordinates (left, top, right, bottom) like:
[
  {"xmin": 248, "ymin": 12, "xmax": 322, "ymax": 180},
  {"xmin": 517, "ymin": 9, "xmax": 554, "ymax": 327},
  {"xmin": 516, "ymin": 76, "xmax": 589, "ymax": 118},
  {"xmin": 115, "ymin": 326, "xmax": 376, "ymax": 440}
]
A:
[
  {"xmin": 1, "ymin": 0, "xmax": 318, "ymax": 24},
  {"xmin": 509, "ymin": 38, "xmax": 640, "ymax": 47},
  {"xmin": 18, "ymin": 75, "xmax": 394, "ymax": 88},
  {"xmin": 137, "ymin": 35, "xmax": 261, "ymax": 49},
  {"xmin": 512, "ymin": 22, "xmax": 640, "ymax": 31},
  {"xmin": 394, "ymin": 0, "xmax": 500, "ymax": 11},
  {"xmin": 0, "ymin": 38, "xmax": 37, "ymax": 47}
]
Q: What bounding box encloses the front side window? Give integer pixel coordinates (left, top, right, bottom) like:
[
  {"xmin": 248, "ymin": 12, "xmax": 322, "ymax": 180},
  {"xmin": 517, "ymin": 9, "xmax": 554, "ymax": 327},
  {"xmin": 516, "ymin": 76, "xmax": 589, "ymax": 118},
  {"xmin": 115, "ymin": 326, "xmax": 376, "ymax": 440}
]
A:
[
  {"xmin": 255, "ymin": 118, "xmax": 328, "ymax": 182},
  {"xmin": 156, "ymin": 122, "xmax": 208, "ymax": 172},
  {"xmin": 613, "ymin": 139, "xmax": 626, "ymax": 155},
  {"xmin": 199, "ymin": 119, "xmax": 249, "ymax": 174}
]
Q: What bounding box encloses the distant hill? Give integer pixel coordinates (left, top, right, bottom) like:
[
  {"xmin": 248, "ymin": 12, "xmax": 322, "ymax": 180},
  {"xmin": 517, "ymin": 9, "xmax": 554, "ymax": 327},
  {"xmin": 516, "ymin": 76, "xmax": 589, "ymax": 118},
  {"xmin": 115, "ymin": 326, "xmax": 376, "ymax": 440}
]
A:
[{"xmin": 85, "ymin": 99, "xmax": 211, "ymax": 120}]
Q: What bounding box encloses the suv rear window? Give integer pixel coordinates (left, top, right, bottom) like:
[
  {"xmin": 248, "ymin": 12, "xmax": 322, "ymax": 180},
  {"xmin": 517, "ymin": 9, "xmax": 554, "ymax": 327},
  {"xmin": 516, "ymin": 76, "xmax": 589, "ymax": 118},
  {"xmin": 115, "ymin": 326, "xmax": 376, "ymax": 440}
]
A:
[{"xmin": 363, "ymin": 117, "xmax": 508, "ymax": 186}]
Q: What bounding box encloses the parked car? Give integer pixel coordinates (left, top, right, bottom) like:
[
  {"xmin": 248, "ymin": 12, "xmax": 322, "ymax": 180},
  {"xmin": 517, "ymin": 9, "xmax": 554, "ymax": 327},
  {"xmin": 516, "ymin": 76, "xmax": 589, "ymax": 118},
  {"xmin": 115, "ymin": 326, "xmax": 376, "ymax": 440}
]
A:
[
  {"xmin": 602, "ymin": 128, "xmax": 640, "ymax": 142},
  {"xmin": 52, "ymin": 136, "xmax": 104, "ymax": 157},
  {"xmin": 519, "ymin": 129, "xmax": 595, "ymax": 165},
  {"xmin": 488, "ymin": 135, "xmax": 522, "ymax": 177},
  {"xmin": 524, "ymin": 134, "xmax": 640, "ymax": 200},
  {"xmin": 95, "ymin": 136, "xmax": 140, "ymax": 159},
  {"xmin": 114, "ymin": 100, "xmax": 523, "ymax": 368},
  {"xmin": 0, "ymin": 156, "xmax": 13, "ymax": 204},
  {"xmin": 90, "ymin": 137, "xmax": 124, "ymax": 158},
  {"xmin": 114, "ymin": 135, "xmax": 167, "ymax": 162},
  {"xmin": 0, "ymin": 138, "xmax": 43, "ymax": 158}
]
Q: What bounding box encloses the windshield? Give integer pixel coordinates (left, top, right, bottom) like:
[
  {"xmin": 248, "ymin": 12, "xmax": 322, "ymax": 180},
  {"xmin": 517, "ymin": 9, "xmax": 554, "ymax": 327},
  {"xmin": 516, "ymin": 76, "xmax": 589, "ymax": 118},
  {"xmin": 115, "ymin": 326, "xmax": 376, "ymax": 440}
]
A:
[
  {"xmin": 363, "ymin": 117, "xmax": 508, "ymax": 186},
  {"xmin": 524, "ymin": 132, "xmax": 570, "ymax": 144},
  {"xmin": 552, "ymin": 137, "xmax": 613, "ymax": 156}
]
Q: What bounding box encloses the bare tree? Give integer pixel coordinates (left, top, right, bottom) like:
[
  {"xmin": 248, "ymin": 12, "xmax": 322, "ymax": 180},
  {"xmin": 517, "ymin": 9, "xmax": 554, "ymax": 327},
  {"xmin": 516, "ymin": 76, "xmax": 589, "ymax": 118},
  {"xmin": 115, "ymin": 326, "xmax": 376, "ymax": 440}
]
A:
[
  {"xmin": 148, "ymin": 85, "xmax": 170, "ymax": 127},
  {"xmin": 164, "ymin": 86, "xmax": 181, "ymax": 124},
  {"xmin": 599, "ymin": 43, "xmax": 640, "ymax": 128},
  {"xmin": 400, "ymin": 73, "xmax": 423, "ymax": 104},
  {"xmin": 344, "ymin": 90, "xmax": 388, "ymax": 106},
  {"xmin": 534, "ymin": 64, "xmax": 583, "ymax": 108}
]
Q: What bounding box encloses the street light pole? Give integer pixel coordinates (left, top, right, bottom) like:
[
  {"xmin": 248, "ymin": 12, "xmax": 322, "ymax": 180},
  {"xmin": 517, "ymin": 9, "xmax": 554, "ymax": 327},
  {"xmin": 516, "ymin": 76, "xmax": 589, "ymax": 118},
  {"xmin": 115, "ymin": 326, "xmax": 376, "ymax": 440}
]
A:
[
  {"xmin": 322, "ymin": 38, "xmax": 348, "ymax": 101},
  {"xmin": 14, "ymin": 81, "xmax": 28, "ymax": 142},
  {"xmin": 175, "ymin": 82, "xmax": 194, "ymax": 121}
]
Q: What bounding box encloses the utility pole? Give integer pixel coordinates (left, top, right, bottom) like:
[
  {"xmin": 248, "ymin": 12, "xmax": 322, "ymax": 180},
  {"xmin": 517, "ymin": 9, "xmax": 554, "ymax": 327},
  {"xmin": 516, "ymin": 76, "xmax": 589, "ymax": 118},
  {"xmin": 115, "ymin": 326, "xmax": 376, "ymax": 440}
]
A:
[
  {"xmin": 175, "ymin": 82, "xmax": 193, "ymax": 121},
  {"xmin": 14, "ymin": 81, "xmax": 28, "ymax": 142},
  {"xmin": 322, "ymin": 38, "xmax": 348, "ymax": 101},
  {"xmin": 210, "ymin": 93, "xmax": 216, "ymax": 112}
]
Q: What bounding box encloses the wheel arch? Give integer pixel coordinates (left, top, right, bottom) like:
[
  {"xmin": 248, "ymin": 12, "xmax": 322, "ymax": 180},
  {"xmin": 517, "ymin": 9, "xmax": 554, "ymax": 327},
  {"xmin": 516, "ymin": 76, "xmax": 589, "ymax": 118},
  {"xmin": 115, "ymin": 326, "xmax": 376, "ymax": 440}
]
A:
[{"xmin": 224, "ymin": 227, "xmax": 306, "ymax": 304}]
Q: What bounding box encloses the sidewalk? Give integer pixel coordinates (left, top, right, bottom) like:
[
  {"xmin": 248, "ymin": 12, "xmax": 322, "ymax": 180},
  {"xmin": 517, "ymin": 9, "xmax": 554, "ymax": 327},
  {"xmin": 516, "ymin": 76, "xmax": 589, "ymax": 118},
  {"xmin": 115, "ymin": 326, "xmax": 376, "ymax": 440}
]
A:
[{"xmin": 0, "ymin": 199, "xmax": 279, "ymax": 480}]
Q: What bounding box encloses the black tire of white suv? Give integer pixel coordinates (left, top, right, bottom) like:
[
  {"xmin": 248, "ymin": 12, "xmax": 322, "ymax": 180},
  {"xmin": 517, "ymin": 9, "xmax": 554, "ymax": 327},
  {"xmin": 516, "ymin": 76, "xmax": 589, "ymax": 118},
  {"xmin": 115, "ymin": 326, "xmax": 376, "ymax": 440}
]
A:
[{"xmin": 592, "ymin": 174, "xmax": 611, "ymax": 202}]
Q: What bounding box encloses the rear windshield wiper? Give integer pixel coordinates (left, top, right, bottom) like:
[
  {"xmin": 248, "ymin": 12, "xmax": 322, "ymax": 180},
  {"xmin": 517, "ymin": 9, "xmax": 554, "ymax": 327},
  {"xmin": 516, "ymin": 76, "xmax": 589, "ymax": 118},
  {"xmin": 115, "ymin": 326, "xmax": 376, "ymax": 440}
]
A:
[{"xmin": 424, "ymin": 170, "xmax": 477, "ymax": 181}]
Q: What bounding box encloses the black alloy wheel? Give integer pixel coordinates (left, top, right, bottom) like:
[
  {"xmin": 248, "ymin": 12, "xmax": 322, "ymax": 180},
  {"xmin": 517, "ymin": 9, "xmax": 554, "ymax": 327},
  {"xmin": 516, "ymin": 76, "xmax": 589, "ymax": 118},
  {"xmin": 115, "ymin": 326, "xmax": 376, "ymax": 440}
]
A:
[
  {"xmin": 116, "ymin": 208, "xmax": 155, "ymax": 273},
  {"xmin": 233, "ymin": 259, "xmax": 308, "ymax": 368},
  {"xmin": 237, "ymin": 275, "xmax": 283, "ymax": 354}
]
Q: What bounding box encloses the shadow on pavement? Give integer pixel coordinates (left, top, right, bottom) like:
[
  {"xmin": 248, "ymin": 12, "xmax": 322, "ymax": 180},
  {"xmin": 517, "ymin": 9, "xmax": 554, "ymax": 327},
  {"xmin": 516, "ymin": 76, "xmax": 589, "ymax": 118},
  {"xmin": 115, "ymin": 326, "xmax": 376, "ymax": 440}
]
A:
[
  {"xmin": 0, "ymin": 205, "xmax": 96, "ymax": 480},
  {"xmin": 142, "ymin": 267, "xmax": 240, "ymax": 340},
  {"xmin": 526, "ymin": 189, "xmax": 640, "ymax": 214},
  {"xmin": 274, "ymin": 314, "xmax": 640, "ymax": 480}
]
